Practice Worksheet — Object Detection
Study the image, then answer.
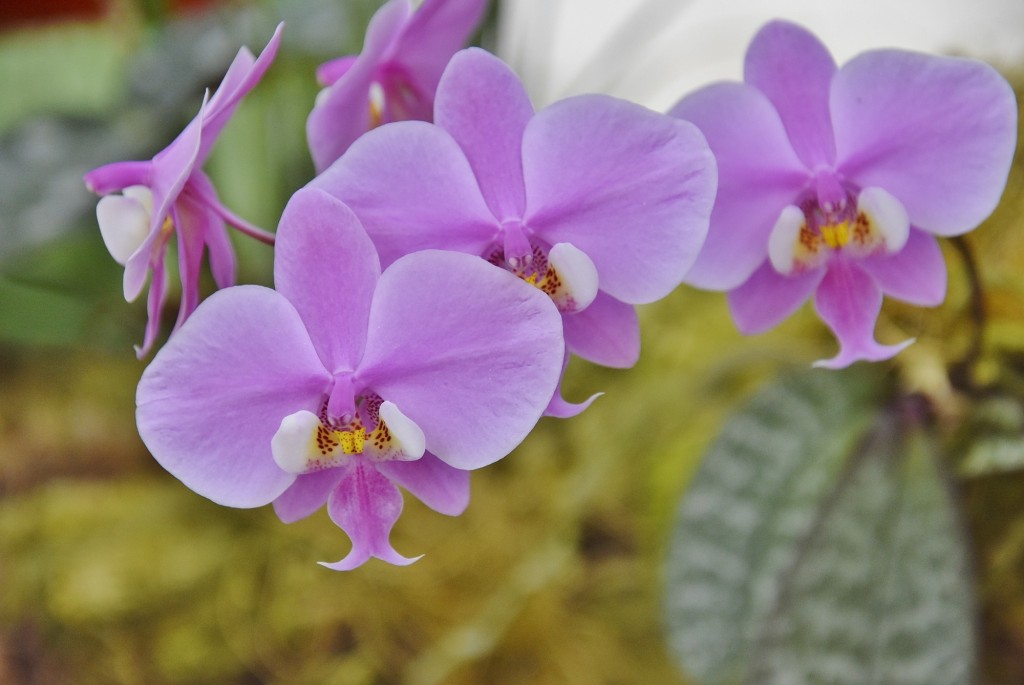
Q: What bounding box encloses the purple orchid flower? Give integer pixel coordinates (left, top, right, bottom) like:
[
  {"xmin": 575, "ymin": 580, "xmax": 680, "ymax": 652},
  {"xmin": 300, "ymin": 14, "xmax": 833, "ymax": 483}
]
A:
[
  {"xmin": 312, "ymin": 47, "xmax": 717, "ymax": 413},
  {"xmin": 671, "ymin": 20, "xmax": 1017, "ymax": 368},
  {"xmin": 83, "ymin": 24, "xmax": 283, "ymax": 358},
  {"xmin": 306, "ymin": 0, "xmax": 488, "ymax": 173},
  {"xmin": 135, "ymin": 187, "xmax": 564, "ymax": 570}
]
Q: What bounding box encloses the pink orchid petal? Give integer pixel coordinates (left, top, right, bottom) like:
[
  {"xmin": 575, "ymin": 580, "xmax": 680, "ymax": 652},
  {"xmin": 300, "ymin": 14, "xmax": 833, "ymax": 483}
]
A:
[
  {"xmin": 169, "ymin": 195, "xmax": 211, "ymax": 332},
  {"xmin": 434, "ymin": 48, "xmax": 533, "ymax": 221},
  {"xmin": 321, "ymin": 461, "xmax": 420, "ymax": 570},
  {"xmin": 524, "ymin": 94, "xmax": 716, "ymax": 303},
  {"xmin": 394, "ymin": 0, "xmax": 488, "ymax": 97},
  {"xmin": 150, "ymin": 97, "xmax": 206, "ymax": 244},
  {"xmin": 136, "ymin": 285, "xmax": 332, "ymax": 508},
  {"xmin": 376, "ymin": 452, "xmax": 470, "ymax": 516},
  {"xmin": 544, "ymin": 352, "xmax": 602, "ymax": 419},
  {"xmin": 307, "ymin": 1, "xmax": 411, "ymax": 172},
  {"xmin": 311, "ymin": 121, "xmax": 497, "ymax": 267},
  {"xmin": 562, "ymin": 290, "xmax": 640, "ymax": 368},
  {"xmin": 316, "ymin": 55, "xmax": 358, "ymax": 86},
  {"xmin": 274, "ymin": 188, "xmax": 380, "ymax": 373},
  {"xmin": 83, "ymin": 160, "xmax": 150, "ymax": 195},
  {"xmin": 859, "ymin": 229, "xmax": 947, "ymax": 306},
  {"xmin": 198, "ymin": 23, "xmax": 283, "ymax": 163},
  {"xmin": 357, "ymin": 251, "xmax": 564, "ymax": 470},
  {"xmin": 670, "ymin": 81, "xmax": 809, "ymax": 290},
  {"xmin": 273, "ymin": 469, "xmax": 345, "ymax": 523},
  {"xmin": 135, "ymin": 250, "xmax": 169, "ymax": 359},
  {"xmin": 744, "ymin": 20, "xmax": 837, "ymax": 168},
  {"xmin": 727, "ymin": 261, "xmax": 824, "ymax": 334},
  {"xmin": 832, "ymin": 50, "xmax": 1017, "ymax": 235},
  {"xmin": 812, "ymin": 261, "xmax": 914, "ymax": 369}
]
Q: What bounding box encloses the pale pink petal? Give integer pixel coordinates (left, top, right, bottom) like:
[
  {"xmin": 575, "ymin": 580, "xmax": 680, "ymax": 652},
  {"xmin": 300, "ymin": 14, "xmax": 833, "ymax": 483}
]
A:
[
  {"xmin": 357, "ymin": 250, "xmax": 564, "ymax": 470},
  {"xmin": 394, "ymin": 0, "xmax": 488, "ymax": 97},
  {"xmin": 198, "ymin": 23, "xmax": 283, "ymax": 163},
  {"xmin": 524, "ymin": 94, "xmax": 717, "ymax": 303},
  {"xmin": 544, "ymin": 352, "xmax": 601, "ymax": 419},
  {"xmin": 727, "ymin": 261, "xmax": 824, "ymax": 334},
  {"xmin": 744, "ymin": 20, "xmax": 837, "ymax": 168},
  {"xmin": 377, "ymin": 452, "xmax": 470, "ymax": 516},
  {"xmin": 832, "ymin": 49, "xmax": 1017, "ymax": 235},
  {"xmin": 317, "ymin": 55, "xmax": 358, "ymax": 86},
  {"xmin": 136, "ymin": 285, "xmax": 332, "ymax": 507},
  {"xmin": 274, "ymin": 188, "xmax": 380, "ymax": 373},
  {"xmin": 562, "ymin": 290, "xmax": 640, "ymax": 368},
  {"xmin": 321, "ymin": 461, "xmax": 420, "ymax": 570},
  {"xmin": 813, "ymin": 261, "xmax": 914, "ymax": 369},
  {"xmin": 859, "ymin": 229, "xmax": 947, "ymax": 306},
  {"xmin": 434, "ymin": 48, "xmax": 533, "ymax": 221},
  {"xmin": 670, "ymin": 81, "xmax": 809, "ymax": 290},
  {"xmin": 307, "ymin": 2, "xmax": 411, "ymax": 172},
  {"xmin": 273, "ymin": 469, "xmax": 345, "ymax": 523},
  {"xmin": 311, "ymin": 121, "xmax": 497, "ymax": 267}
]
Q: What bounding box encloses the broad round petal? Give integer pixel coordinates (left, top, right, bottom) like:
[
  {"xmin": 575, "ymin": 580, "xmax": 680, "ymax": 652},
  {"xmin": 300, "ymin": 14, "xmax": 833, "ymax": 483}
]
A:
[
  {"xmin": 524, "ymin": 94, "xmax": 717, "ymax": 303},
  {"xmin": 273, "ymin": 469, "xmax": 345, "ymax": 523},
  {"xmin": 357, "ymin": 251, "xmax": 564, "ymax": 470},
  {"xmin": 322, "ymin": 461, "xmax": 420, "ymax": 570},
  {"xmin": 274, "ymin": 188, "xmax": 380, "ymax": 373},
  {"xmin": 812, "ymin": 261, "xmax": 914, "ymax": 369},
  {"xmin": 307, "ymin": 64, "xmax": 376, "ymax": 173},
  {"xmin": 562, "ymin": 290, "xmax": 640, "ymax": 368},
  {"xmin": 136, "ymin": 285, "xmax": 332, "ymax": 508},
  {"xmin": 434, "ymin": 48, "xmax": 533, "ymax": 221},
  {"xmin": 832, "ymin": 50, "xmax": 1017, "ymax": 235},
  {"xmin": 859, "ymin": 228, "xmax": 947, "ymax": 306},
  {"xmin": 670, "ymin": 82, "xmax": 809, "ymax": 290},
  {"xmin": 311, "ymin": 121, "xmax": 498, "ymax": 267},
  {"xmin": 727, "ymin": 260, "xmax": 824, "ymax": 334},
  {"xmin": 744, "ymin": 20, "xmax": 837, "ymax": 168},
  {"xmin": 376, "ymin": 451, "xmax": 470, "ymax": 516}
]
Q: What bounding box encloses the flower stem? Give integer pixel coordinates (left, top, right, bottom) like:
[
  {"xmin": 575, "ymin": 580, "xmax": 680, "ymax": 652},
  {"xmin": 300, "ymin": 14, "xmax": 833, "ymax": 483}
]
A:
[{"xmin": 948, "ymin": 236, "xmax": 986, "ymax": 392}]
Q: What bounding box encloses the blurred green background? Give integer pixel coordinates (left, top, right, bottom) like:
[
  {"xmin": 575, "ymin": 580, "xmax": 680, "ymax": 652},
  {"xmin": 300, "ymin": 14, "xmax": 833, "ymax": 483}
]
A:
[{"xmin": 1, "ymin": 1, "xmax": 1023, "ymax": 683}]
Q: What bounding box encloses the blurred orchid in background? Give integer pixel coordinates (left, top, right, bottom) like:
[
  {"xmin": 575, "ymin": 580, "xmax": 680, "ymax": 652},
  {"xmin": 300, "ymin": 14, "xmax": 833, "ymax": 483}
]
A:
[
  {"xmin": 306, "ymin": 0, "xmax": 488, "ymax": 172},
  {"xmin": 83, "ymin": 23, "xmax": 283, "ymax": 357},
  {"xmin": 672, "ymin": 21, "xmax": 1017, "ymax": 367}
]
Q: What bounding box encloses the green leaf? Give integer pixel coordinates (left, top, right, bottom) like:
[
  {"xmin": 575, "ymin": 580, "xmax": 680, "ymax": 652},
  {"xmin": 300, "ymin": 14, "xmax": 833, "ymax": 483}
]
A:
[
  {"xmin": 959, "ymin": 395, "xmax": 1024, "ymax": 477},
  {"xmin": 664, "ymin": 369, "xmax": 974, "ymax": 685},
  {"xmin": 664, "ymin": 369, "xmax": 883, "ymax": 684},
  {"xmin": 748, "ymin": 410, "xmax": 974, "ymax": 685}
]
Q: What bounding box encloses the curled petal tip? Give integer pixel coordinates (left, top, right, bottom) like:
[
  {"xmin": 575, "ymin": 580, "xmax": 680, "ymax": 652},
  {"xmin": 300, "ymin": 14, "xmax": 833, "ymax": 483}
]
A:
[
  {"xmin": 545, "ymin": 390, "xmax": 603, "ymax": 419},
  {"xmin": 812, "ymin": 337, "xmax": 915, "ymax": 370}
]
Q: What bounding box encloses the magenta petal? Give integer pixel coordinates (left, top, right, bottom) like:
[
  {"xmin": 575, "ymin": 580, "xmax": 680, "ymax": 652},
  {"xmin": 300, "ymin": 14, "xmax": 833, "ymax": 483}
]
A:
[
  {"xmin": 136, "ymin": 286, "xmax": 332, "ymax": 508},
  {"xmin": 832, "ymin": 50, "xmax": 1017, "ymax": 235},
  {"xmin": 376, "ymin": 452, "xmax": 470, "ymax": 516},
  {"xmin": 670, "ymin": 81, "xmax": 809, "ymax": 290},
  {"xmin": 135, "ymin": 250, "xmax": 169, "ymax": 359},
  {"xmin": 83, "ymin": 160, "xmax": 150, "ymax": 195},
  {"xmin": 859, "ymin": 229, "xmax": 947, "ymax": 306},
  {"xmin": 813, "ymin": 261, "xmax": 913, "ymax": 369},
  {"xmin": 524, "ymin": 94, "xmax": 717, "ymax": 303},
  {"xmin": 317, "ymin": 55, "xmax": 358, "ymax": 86},
  {"xmin": 274, "ymin": 188, "xmax": 380, "ymax": 372},
  {"xmin": 170, "ymin": 194, "xmax": 213, "ymax": 331},
  {"xmin": 544, "ymin": 351, "xmax": 601, "ymax": 419},
  {"xmin": 744, "ymin": 20, "xmax": 837, "ymax": 168},
  {"xmin": 434, "ymin": 48, "xmax": 533, "ymax": 221},
  {"xmin": 728, "ymin": 261, "xmax": 823, "ymax": 334},
  {"xmin": 198, "ymin": 23, "xmax": 283, "ymax": 163},
  {"xmin": 273, "ymin": 469, "xmax": 345, "ymax": 523},
  {"xmin": 563, "ymin": 291, "xmax": 640, "ymax": 368},
  {"xmin": 321, "ymin": 461, "xmax": 420, "ymax": 570},
  {"xmin": 394, "ymin": 0, "xmax": 487, "ymax": 96},
  {"xmin": 311, "ymin": 121, "xmax": 497, "ymax": 267},
  {"xmin": 358, "ymin": 251, "xmax": 564, "ymax": 470},
  {"xmin": 150, "ymin": 99, "xmax": 205, "ymax": 243}
]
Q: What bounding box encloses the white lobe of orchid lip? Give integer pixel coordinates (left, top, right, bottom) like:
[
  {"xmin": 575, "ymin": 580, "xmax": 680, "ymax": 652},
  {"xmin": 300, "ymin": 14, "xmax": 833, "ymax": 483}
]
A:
[
  {"xmin": 378, "ymin": 401, "xmax": 425, "ymax": 462},
  {"xmin": 96, "ymin": 185, "xmax": 154, "ymax": 265},
  {"xmin": 767, "ymin": 205, "xmax": 806, "ymax": 275},
  {"xmin": 271, "ymin": 402, "xmax": 425, "ymax": 476},
  {"xmin": 855, "ymin": 186, "xmax": 910, "ymax": 255},
  {"xmin": 547, "ymin": 243, "xmax": 599, "ymax": 313}
]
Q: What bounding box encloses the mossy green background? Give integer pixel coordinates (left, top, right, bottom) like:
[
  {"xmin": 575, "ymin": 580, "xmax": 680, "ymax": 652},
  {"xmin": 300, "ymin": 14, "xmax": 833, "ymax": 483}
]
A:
[{"xmin": 1, "ymin": 2, "xmax": 1023, "ymax": 683}]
